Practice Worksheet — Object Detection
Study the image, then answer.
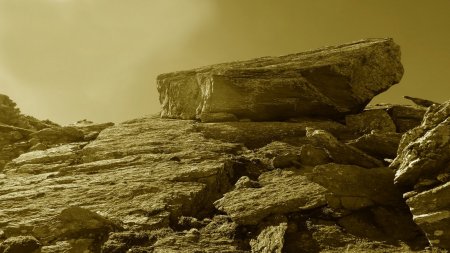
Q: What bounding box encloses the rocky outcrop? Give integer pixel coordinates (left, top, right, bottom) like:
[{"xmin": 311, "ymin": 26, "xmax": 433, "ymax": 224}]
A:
[
  {"xmin": 0, "ymin": 108, "xmax": 429, "ymax": 252},
  {"xmin": 391, "ymin": 100, "xmax": 450, "ymax": 249},
  {"xmin": 0, "ymin": 94, "xmax": 60, "ymax": 170},
  {"xmin": 0, "ymin": 94, "xmax": 58, "ymax": 131},
  {"xmin": 1, "ymin": 38, "xmax": 447, "ymax": 252},
  {"xmin": 0, "ymin": 94, "xmax": 114, "ymax": 171},
  {"xmin": 157, "ymin": 38, "xmax": 403, "ymax": 121}
]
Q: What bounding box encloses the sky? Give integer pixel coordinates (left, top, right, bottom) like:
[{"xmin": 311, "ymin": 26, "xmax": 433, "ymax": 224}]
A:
[{"xmin": 0, "ymin": 0, "xmax": 449, "ymax": 124}]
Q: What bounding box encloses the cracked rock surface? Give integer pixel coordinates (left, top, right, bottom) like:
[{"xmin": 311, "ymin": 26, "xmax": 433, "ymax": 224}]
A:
[
  {"xmin": 0, "ymin": 38, "xmax": 447, "ymax": 252},
  {"xmin": 392, "ymin": 100, "xmax": 450, "ymax": 249},
  {"xmin": 157, "ymin": 38, "xmax": 403, "ymax": 121}
]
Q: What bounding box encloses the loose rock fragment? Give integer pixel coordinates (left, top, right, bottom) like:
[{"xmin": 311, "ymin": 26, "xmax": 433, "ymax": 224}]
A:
[
  {"xmin": 306, "ymin": 128, "xmax": 384, "ymax": 168},
  {"xmin": 214, "ymin": 170, "xmax": 327, "ymax": 225},
  {"xmin": 0, "ymin": 236, "xmax": 41, "ymax": 253},
  {"xmin": 250, "ymin": 221, "xmax": 287, "ymax": 253}
]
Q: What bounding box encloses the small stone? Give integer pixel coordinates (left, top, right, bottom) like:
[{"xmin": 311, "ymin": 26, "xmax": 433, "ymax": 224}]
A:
[
  {"xmin": 298, "ymin": 144, "xmax": 330, "ymax": 166},
  {"xmin": 185, "ymin": 228, "xmax": 201, "ymax": 242},
  {"xmin": 234, "ymin": 176, "xmax": 260, "ymax": 189},
  {"xmin": 178, "ymin": 216, "xmax": 205, "ymax": 229},
  {"xmin": 271, "ymin": 154, "xmax": 301, "ymax": 169},
  {"xmin": 0, "ymin": 236, "xmax": 41, "ymax": 253},
  {"xmin": 56, "ymin": 206, "xmax": 122, "ymax": 239},
  {"xmin": 84, "ymin": 131, "xmax": 100, "ymax": 141}
]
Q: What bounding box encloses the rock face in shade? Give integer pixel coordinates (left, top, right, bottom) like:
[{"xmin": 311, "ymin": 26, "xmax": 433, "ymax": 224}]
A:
[
  {"xmin": 345, "ymin": 109, "xmax": 396, "ymax": 134},
  {"xmin": 391, "ymin": 100, "xmax": 450, "ymax": 249},
  {"xmin": 367, "ymin": 103, "xmax": 427, "ymax": 133},
  {"xmin": 157, "ymin": 38, "xmax": 403, "ymax": 121}
]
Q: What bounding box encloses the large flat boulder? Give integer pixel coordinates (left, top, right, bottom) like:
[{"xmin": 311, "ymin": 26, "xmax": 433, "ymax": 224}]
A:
[{"xmin": 157, "ymin": 38, "xmax": 403, "ymax": 121}]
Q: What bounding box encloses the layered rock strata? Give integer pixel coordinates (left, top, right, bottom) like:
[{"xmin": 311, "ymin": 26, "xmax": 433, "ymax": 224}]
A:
[
  {"xmin": 157, "ymin": 38, "xmax": 403, "ymax": 121},
  {"xmin": 391, "ymin": 100, "xmax": 450, "ymax": 249}
]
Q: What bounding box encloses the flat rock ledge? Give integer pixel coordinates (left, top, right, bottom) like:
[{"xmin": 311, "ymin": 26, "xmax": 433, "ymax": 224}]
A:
[{"xmin": 157, "ymin": 38, "xmax": 403, "ymax": 121}]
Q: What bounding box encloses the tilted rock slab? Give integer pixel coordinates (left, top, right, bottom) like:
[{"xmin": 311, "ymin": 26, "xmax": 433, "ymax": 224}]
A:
[
  {"xmin": 391, "ymin": 100, "xmax": 450, "ymax": 249},
  {"xmin": 392, "ymin": 100, "xmax": 450, "ymax": 187},
  {"xmin": 157, "ymin": 38, "xmax": 403, "ymax": 121},
  {"xmin": 311, "ymin": 163, "xmax": 405, "ymax": 210},
  {"xmin": 214, "ymin": 170, "xmax": 327, "ymax": 225}
]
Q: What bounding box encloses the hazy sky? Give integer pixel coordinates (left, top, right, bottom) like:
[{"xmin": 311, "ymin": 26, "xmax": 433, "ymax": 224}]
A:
[{"xmin": 0, "ymin": 0, "xmax": 449, "ymax": 124}]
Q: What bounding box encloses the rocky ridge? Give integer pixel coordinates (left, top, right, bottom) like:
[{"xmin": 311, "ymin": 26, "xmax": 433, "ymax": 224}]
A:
[{"xmin": 0, "ymin": 38, "xmax": 448, "ymax": 253}]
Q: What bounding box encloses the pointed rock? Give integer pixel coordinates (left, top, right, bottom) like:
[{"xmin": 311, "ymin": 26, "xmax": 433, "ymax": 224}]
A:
[{"xmin": 404, "ymin": 95, "xmax": 439, "ymax": 107}]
